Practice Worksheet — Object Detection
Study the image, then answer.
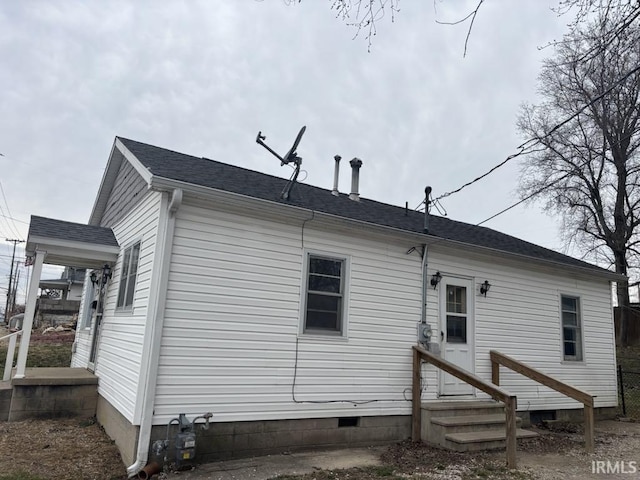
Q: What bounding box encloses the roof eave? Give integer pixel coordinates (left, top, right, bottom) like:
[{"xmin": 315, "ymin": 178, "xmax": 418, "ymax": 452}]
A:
[{"xmin": 149, "ymin": 175, "xmax": 622, "ymax": 280}]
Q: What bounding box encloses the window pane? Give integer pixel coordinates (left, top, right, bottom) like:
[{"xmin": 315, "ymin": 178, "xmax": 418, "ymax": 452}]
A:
[
  {"xmin": 563, "ymin": 326, "xmax": 576, "ymax": 342},
  {"xmin": 308, "ymin": 274, "xmax": 341, "ymax": 293},
  {"xmin": 563, "ymin": 312, "xmax": 578, "ymax": 326},
  {"xmin": 446, "ymin": 286, "xmax": 467, "ymax": 314},
  {"xmin": 306, "ymin": 294, "xmax": 341, "ymax": 331},
  {"xmin": 307, "ymin": 293, "xmax": 340, "ymax": 312},
  {"xmin": 306, "ymin": 310, "xmax": 339, "ymax": 330},
  {"xmin": 125, "ymin": 272, "xmax": 137, "ymax": 307},
  {"xmin": 309, "ymin": 257, "xmax": 342, "ymax": 277},
  {"xmin": 130, "ymin": 243, "xmax": 141, "ymax": 275},
  {"xmin": 561, "ymin": 295, "xmax": 582, "ymax": 361},
  {"xmin": 564, "ymin": 340, "xmax": 576, "ymax": 357},
  {"xmin": 305, "ymin": 255, "xmax": 344, "ymax": 334},
  {"xmin": 447, "ymin": 315, "xmax": 467, "ymax": 343},
  {"xmin": 562, "ymin": 296, "xmax": 577, "ymax": 312},
  {"xmin": 117, "ymin": 243, "xmax": 141, "ymax": 309},
  {"xmin": 117, "ymin": 277, "xmax": 127, "ymax": 308}
]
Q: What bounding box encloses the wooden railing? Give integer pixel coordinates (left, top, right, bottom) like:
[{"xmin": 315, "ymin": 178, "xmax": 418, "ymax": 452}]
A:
[
  {"xmin": 490, "ymin": 350, "xmax": 595, "ymax": 453},
  {"xmin": 1, "ymin": 330, "xmax": 22, "ymax": 382},
  {"xmin": 412, "ymin": 346, "xmax": 519, "ymax": 468}
]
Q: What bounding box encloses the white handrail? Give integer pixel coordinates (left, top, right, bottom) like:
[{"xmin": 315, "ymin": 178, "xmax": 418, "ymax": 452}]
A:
[{"xmin": 1, "ymin": 330, "xmax": 22, "ymax": 381}]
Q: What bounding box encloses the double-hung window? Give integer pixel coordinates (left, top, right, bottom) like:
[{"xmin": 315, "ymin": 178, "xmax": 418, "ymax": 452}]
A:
[
  {"xmin": 561, "ymin": 295, "xmax": 583, "ymax": 361},
  {"xmin": 116, "ymin": 242, "xmax": 141, "ymax": 310},
  {"xmin": 303, "ymin": 254, "xmax": 346, "ymax": 335}
]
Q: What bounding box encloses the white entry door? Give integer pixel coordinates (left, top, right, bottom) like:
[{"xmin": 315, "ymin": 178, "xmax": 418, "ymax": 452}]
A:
[{"xmin": 439, "ymin": 277, "xmax": 474, "ymax": 396}]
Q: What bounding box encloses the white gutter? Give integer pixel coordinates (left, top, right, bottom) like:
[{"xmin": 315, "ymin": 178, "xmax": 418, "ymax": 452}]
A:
[{"xmin": 127, "ymin": 188, "xmax": 182, "ymax": 477}]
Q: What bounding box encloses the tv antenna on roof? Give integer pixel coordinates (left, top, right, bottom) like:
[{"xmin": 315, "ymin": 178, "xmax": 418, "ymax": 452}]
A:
[{"xmin": 256, "ymin": 126, "xmax": 306, "ymax": 200}]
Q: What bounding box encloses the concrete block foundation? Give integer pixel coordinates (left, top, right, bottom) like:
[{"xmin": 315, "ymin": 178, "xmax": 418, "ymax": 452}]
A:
[{"xmin": 146, "ymin": 415, "xmax": 411, "ymax": 465}]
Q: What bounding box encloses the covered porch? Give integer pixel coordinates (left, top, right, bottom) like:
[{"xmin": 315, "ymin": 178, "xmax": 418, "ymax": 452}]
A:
[{"xmin": 1, "ymin": 215, "xmax": 119, "ymax": 420}]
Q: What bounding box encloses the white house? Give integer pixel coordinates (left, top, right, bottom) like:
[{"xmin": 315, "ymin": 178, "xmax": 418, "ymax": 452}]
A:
[{"xmin": 21, "ymin": 137, "xmax": 621, "ymax": 475}]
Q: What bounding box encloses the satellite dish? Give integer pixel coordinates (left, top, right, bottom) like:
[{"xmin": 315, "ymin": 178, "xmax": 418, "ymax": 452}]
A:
[
  {"xmin": 281, "ymin": 126, "xmax": 306, "ymax": 166},
  {"xmin": 255, "ymin": 126, "xmax": 307, "ymax": 200},
  {"xmin": 256, "ymin": 126, "xmax": 306, "ymax": 166}
]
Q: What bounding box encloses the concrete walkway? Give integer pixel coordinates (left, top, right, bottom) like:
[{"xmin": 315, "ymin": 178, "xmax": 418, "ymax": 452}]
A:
[{"xmin": 164, "ymin": 447, "xmax": 385, "ymax": 480}]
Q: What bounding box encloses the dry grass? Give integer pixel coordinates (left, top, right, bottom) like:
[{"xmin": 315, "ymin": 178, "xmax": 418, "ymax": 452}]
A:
[{"xmin": 0, "ymin": 418, "xmax": 127, "ymax": 480}]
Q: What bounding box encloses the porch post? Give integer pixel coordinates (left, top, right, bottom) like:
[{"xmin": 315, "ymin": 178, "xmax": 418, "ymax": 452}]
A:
[{"xmin": 14, "ymin": 250, "xmax": 45, "ymax": 379}]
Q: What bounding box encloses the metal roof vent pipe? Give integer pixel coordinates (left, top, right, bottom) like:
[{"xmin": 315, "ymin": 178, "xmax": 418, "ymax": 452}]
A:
[
  {"xmin": 332, "ymin": 155, "xmax": 341, "ymax": 196},
  {"xmin": 424, "ymin": 186, "xmax": 432, "ymax": 233},
  {"xmin": 349, "ymin": 158, "xmax": 363, "ymax": 201}
]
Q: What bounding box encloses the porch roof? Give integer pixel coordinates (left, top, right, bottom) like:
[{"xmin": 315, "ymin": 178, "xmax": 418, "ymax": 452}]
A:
[{"xmin": 25, "ymin": 216, "xmax": 120, "ymax": 268}]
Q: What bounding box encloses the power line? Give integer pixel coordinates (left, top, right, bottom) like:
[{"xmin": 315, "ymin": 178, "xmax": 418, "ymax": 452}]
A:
[
  {"xmin": 434, "ymin": 62, "xmax": 640, "ymax": 202},
  {"xmin": 476, "ymin": 172, "xmax": 570, "ymax": 226},
  {"xmin": 0, "ymin": 180, "xmax": 22, "ymax": 239}
]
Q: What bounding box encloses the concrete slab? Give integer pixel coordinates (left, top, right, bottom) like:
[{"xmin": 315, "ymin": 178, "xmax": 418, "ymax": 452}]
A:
[
  {"xmin": 163, "ymin": 446, "xmax": 385, "ymax": 480},
  {"xmin": 11, "ymin": 367, "xmax": 97, "ymax": 386}
]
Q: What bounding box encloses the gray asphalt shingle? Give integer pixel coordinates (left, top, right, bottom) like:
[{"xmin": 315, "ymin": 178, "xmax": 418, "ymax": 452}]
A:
[
  {"xmin": 118, "ymin": 137, "xmax": 613, "ymax": 275},
  {"xmin": 29, "ymin": 215, "xmax": 118, "ymax": 247}
]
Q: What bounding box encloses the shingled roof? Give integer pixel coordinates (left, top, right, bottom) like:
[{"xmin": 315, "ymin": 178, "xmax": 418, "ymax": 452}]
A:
[
  {"xmin": 28, "ymin": 216, "xmax": 119, "ymax": 247},
  {"xmin": 118, "ymin": 137, "xmax": 618, "ymax": 277}
]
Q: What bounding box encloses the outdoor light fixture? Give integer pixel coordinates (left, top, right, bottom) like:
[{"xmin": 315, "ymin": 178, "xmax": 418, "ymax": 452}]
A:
[
  {"xmin": 480, "ymin": 280, "xmax": 491, "ymax": 297},
  {"xmin": 430, "ymin": 271, "xmax": 442, "ymax": 289},
  {"xmin": 90, "ymin": 265, "xmax": 112, "ymax": 287},
  {"xmin": 102, "ymin": 264, "xmax": 112, "ymax": 282}
]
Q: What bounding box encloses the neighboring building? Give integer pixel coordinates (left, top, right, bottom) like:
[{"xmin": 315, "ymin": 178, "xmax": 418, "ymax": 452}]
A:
[
  {"xmin": 35, "ymin": 267, "xmax": 86, "ymax": 326},
  {"xmin": 22, "ymin": 137, "xmax": 622, "ymax": 475}
]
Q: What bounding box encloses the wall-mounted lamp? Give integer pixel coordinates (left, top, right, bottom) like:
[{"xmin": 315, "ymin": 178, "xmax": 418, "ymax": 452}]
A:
[
  {"xmin": 480, "ymin": 280, "xmax": 491, "ymax": 297},
  {"xmin": 102, "ymin": 264, "xmax": 112, "ymax": 282},
  {"xmin": 430, "ymin": 271, "xmax": 442, "ymax": 289},
  {"xmin": 90, "ymin": 264, "xmax": 113, "ymax": 287}
]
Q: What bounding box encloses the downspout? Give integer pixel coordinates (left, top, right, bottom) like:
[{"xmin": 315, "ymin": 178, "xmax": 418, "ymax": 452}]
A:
[{"xmin": 127, "ymin": 188, "xmax": 183, "ymax": 477}]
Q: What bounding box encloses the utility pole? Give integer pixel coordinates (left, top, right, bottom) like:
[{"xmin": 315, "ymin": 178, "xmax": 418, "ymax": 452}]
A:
[
  {"xmin": 11, "ymin": 265, "xmax": 20, "ymax": 314},
  {"xmin": 4, "ymin": 238, "xmax": 24, "ymax": 322}
]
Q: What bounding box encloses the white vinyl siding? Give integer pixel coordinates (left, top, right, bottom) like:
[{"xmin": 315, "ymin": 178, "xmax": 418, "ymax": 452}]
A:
[
  {"xmin": 72, "ymin": 191, "xmax": 163, "ymax": 422},
  {"xmin": 153, "ymin": 202, "xmax": 422, "ymax": 424},
  {"xmin": 421, "ymin": 247, "xmax": 617, "ymax": 411}
]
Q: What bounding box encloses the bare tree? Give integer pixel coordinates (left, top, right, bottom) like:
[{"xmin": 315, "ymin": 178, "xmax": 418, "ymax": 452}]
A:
[
  {"xmin": 518, "ymin": 11, "xmax": 640, "ymax": 346},
  {"xmin": 314, "ymin": 1, "xmax": 640, "ymax": 55}
]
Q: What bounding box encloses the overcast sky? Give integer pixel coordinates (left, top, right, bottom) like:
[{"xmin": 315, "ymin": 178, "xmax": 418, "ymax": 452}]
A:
[{"xmin": 0, "ymin": 1, "xmax": 575, "ymax": 304}]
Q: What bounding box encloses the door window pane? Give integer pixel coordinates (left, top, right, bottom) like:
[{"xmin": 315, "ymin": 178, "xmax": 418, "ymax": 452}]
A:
[
  {"xmin": 447, "ymin": 315, "xmax": 467, "ymax": 343},
  {"xmin": 446, "ymin": 286, "xmax": 467, "ymax": 314}
]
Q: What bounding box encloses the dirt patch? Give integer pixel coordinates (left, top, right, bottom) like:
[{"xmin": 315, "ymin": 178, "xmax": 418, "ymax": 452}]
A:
[{"xmin": 0, "ymin": 418, "xmax": 127, "ymax": 480}]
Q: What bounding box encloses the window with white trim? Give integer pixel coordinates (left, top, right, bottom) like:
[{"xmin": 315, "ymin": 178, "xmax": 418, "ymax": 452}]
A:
[
  {"xmin": 116, "ymin": 242, "xmax": 141, "ymax": 310},
  {"xmin": 303, "ymin": 254, "xmax": 346, "ymax": 334},
  {"xmin": 561, "ymin": 295, "xmax": 583, "ymax": 361}
]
